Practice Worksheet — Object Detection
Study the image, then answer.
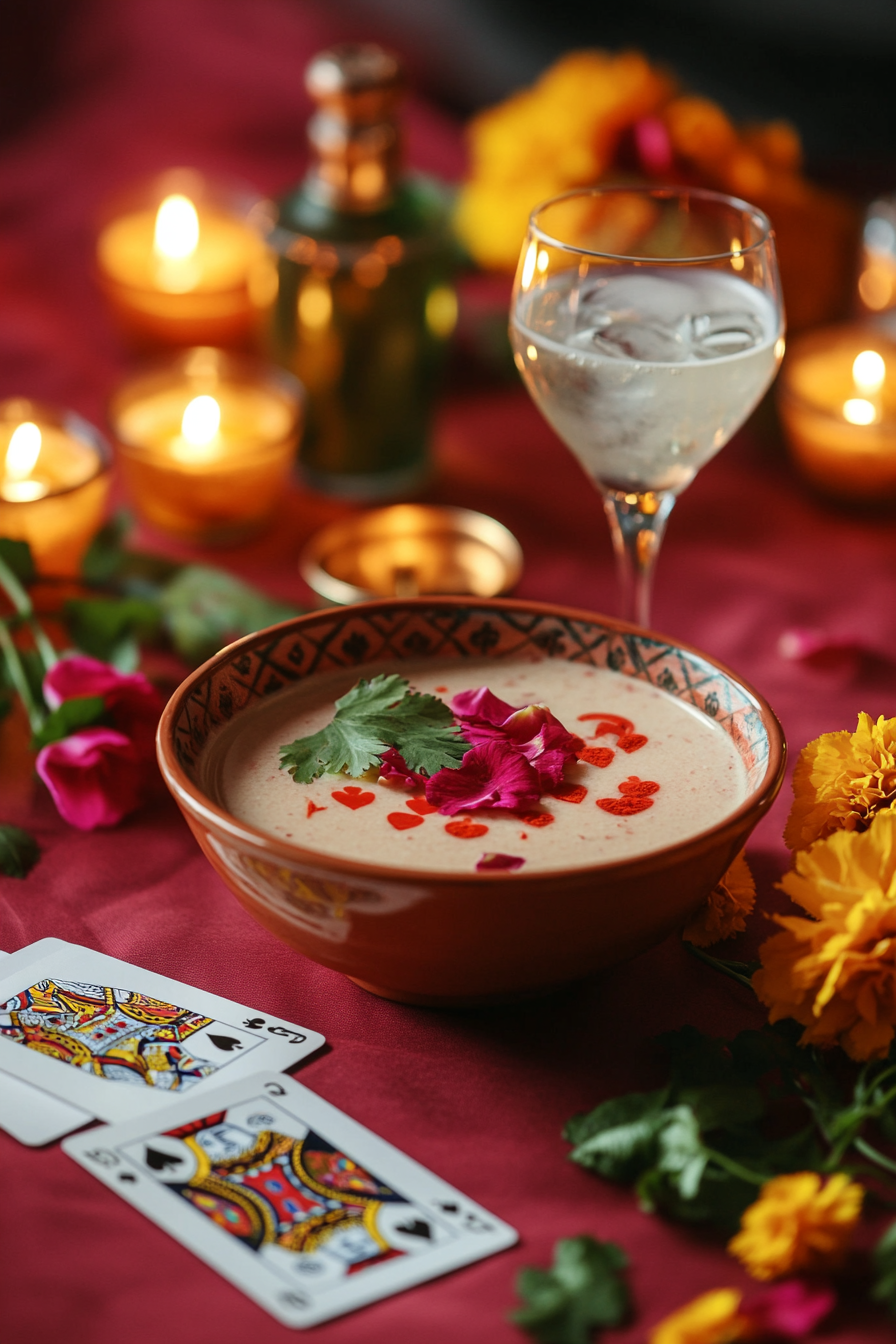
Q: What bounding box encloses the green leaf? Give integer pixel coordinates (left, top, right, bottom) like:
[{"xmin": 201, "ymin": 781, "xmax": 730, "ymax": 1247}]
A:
[
  {"xmin": 565, "ymin": 1090, "xmax": 668, "ymax": 1182},
  {"xmin": 65, "ymin": 596, "xmax": 162, "ymax": 669},
  {"xmin": 279, "ymin": 673, "xmax": 468, "ymax": 784},
  {"xmin": 159, "ymin": 565, "xmax": 297, "ymax": 664},
  {"xmin": 0, "ymin": 824, "xmax": 41, "ymax": 878},
  {"xmin": 0, "ymin": 537, "xmax": 36, "ymax": 584},
  {"xmin": 79, "ymin": 510, "xmax": 133, "ymax": 583},
  {"xmin": 511, "ymin": 1236, "xmax": 629, "ymax": 1344},
  {"xmin": 31, "ymin": 695, "xmax": 105, "ymax": 748},
  {"xmin": 872, "ymin": 1219, "xmax": 896, "ymax": 1316}
]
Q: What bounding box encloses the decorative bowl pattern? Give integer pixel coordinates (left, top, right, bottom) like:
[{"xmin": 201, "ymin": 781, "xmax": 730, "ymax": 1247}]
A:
[{"xmin": 158, "ymin": 598, "xmax": 785, "ymax": 1006}]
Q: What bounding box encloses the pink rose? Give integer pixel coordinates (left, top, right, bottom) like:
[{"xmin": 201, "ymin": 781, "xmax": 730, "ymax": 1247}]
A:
[
  {"xmin": 35, "ymin": 727, "xmax": 147, "ymax": 830},
  {"xmin": 740, "ymin": 1281, "xmax": 835, "ymax": 1338},
  {"xmin": 43, "ymin": 655, "xmax": 163, "ymax": 760}
]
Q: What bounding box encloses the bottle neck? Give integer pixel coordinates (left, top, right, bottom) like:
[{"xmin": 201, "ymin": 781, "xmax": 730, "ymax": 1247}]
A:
[{"xmin": 304, "ymin": 110, "xmax": 401, "ymax": 214}]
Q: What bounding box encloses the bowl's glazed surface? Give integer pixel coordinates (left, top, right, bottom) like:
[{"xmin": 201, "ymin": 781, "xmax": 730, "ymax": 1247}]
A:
[{"xmin": 157, "ymin": 598, "xmax": 785, "ymax": 1006}]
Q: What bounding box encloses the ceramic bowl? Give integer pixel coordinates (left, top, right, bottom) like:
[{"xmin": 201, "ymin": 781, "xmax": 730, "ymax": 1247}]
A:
[{"xmin": 157, "ymin": 598, "xmax": 785, "ymax": 1006}]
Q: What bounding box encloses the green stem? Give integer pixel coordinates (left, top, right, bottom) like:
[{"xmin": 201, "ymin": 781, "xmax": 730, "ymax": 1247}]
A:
[
  {"xmin": 0, "ymin": 554, "xmax": 56, "ymax": 673},
  {"xmin": 684, "ymin": 942, "xmax": 757, "ymax": 992},
  {"xmin": 854, "ymin": 1137, "xmax": 896, "ymax": 1179},
  {"xmin": 0, "ymin": 620, "xmax": 45, "ymax": 735},
  {"xmin": 703, "ymin": 1147, "xmax": 770, "ymax": 1186}
]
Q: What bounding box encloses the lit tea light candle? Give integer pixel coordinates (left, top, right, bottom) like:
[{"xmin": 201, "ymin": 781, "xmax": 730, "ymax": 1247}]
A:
[
  {"xmin": 108, "ymin": 348, "xmax": 303, "ymax": 542},
  {"xmin": 0, "ymin": 400, "xmax": 112, "ymax": 574},
  {"xmin": 778, "ymin": 325, "xmax": 896, "ymax": 501},
  {"xmin": 96, "ymin": 171, "xmax": 278, "ymax": 348}
]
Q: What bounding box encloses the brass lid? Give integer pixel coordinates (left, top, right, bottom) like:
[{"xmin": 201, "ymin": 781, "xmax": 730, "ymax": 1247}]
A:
[{"xmin": 299, "ymin": 505, "xmax": 524, "ymax": 605}]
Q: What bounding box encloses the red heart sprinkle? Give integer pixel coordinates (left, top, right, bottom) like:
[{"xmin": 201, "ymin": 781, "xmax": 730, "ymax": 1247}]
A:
[
  {"xmin": 516, "ymin": 812, "xmax": 555, "ymax": 827},
  {"xmin": 578, "ymin": 713, "xmax": 633, "ymax": 736},
  {"xmin": 306, "ymin": 801, "xmax": 327, "ymax": 818},
  {"xmin": 387, "ymin": 812, "xmax": 424, "ymax": 830},
  {"xmin": 332, "ymin": 786, "xmax": 376, "ymax": 810},
  {"xmin": 407, "ymin": 797, "xmax": 438, "ymax": 815},
  {"xmin": 578, "ymin": 746, "xmax": 615, "ymax": 768},
  {"xmin": 618, "ymin": 776, "xmax": 660, "ymax": 796},
  {"xmin": 597, "ymin": 797, "xmax": 654, "ymax": 815},
  {"xmin": 445, "ymin": 820, "xmax": 489, "ymax": 839},
  {"xmin": 550, "ymin": 782, "xmax": 587, "ymax": 804},
  {"xmin": 617, "ymin": 733, "xmax": 648, "ymax": 753}
]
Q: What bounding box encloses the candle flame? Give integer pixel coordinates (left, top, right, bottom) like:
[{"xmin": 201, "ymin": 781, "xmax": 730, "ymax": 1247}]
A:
[
  {"xmin": 5, "ymin": 421, "xmax": 41, "ymax": 479},
  {"xmin": 852, "ymin": 349, "xmax": 886, "ymax": 395},
  {"xmin": 843, "ymin": 397, "xmax": 876, "ymax": 426},
  {"xmin": 154, "ymin": 195, "xmax": 200, "ymax": 260},
  {"xmin": 181, "ymin": 395, "xmax": 221, "ymax": 445},
  {"xmin": 2, "ymin": 421, "xmax": 46, "ymax": 501}
]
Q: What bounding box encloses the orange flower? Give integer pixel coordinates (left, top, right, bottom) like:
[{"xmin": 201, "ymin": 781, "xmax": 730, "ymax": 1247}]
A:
[
  {"xmin": 754, "ymin": 811, "xmax": 896, "ymax": 1059},
  {"xmin": 728, "ymin": 1173, "xmax": 863, "ymax": 1280},
  {"xmin": 784, "ymin": 713, "xmax": 896, "ymax": 851},
  {"xmin": 683, "ymin": 852, "xmax": 755, "ymax": 947},
  {"xmin": 648, "ymin": 1289, "xmax": 747, "ymax": 1344}
]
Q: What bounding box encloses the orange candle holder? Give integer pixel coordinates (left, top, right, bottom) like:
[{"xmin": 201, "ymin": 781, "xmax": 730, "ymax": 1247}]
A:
[
  {"xmin": 109, "ymin": 347, "xmax": 303, "ymax": 543},
  {"xmin": 95, "ymin": 168, "xmax": 279, "ymax": 349},
  {"xmin": 0, "ymin": 399, "xmax": 112, "ymax": 575},
  {"xmin": 778, "ymin": 324, "xmax": 896, "ymax": 503}
]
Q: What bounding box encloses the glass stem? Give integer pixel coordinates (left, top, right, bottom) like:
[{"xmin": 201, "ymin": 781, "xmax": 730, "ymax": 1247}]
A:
[{"xmin": 602, "ymin": 488, "xmax": 675, "ymax": 628}]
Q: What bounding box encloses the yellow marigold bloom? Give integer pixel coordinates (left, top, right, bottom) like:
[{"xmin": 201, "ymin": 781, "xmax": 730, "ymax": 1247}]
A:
[
  {"xmin": 728, "ymin": 1172, "xmax": 863, "ymax": 1280},
  {"xmin": 649, "ymin": 1288, "xmax": 746, "ymax": 1344},
  {"xmin": 754, "ymin": 811, "xmax": 896, "ymax": 1059},
  {"xmin": 784, "ymin": 712, "xmax": 896, "ymax": 851},
  {"xmin": 683, "ymin": 852, "xmax": 756, "ymax": 947}
]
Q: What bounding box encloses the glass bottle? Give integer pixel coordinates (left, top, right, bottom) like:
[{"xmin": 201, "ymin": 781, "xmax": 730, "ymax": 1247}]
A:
[{"xmin": 268, "ymin": 44, "xmax": 457, "ymax": 500}]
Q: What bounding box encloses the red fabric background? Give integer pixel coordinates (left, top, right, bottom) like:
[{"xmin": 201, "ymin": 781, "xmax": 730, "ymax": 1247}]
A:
[{"xmin": 2, "ymin": 3, "xmax": 896, "ymax": 1341}]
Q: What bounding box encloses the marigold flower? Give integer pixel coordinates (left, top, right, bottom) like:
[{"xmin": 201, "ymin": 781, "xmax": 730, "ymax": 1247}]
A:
[
  {"xmin": 784, "ymin": 712, "xmax": 896, "ymax": 851},
  {"xmin": 754, "ymin": 811, "xmax": 896, "ymax": 1060},
  {"xmin": 648, "ymin": 1288, "xmax": 746, "ymax": 1344},
  {"xmin": 683, "ymin": 851, "xmax": 756, "ymax": 947},
  {"xmin": 728, "ymin": 1172, "xmax": 863, "ymax": 1281}
]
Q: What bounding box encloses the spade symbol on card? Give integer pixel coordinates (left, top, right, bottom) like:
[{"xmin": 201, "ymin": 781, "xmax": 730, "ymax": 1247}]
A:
[
  {"xmin": 145, "ymin": 1147, "xmax": 184, "ymax": 1173},
  {"xmin": 207, "ymin": 1034, "xmax": 244, "ymax": 1052},
  {"xmin": 395, "ymin": 1218, "xmax": 432, "ymax": 1239},
  {"xmin": 243, "ymin": 1017, "xmax": 265, "ymax": 1030},
  {"xmin": 436, "ymin": 1201, "xmax": 459, "ymax": 1214}
]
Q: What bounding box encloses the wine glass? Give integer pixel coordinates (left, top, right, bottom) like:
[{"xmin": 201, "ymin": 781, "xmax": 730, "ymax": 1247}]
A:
[{"xmin": 510, "ymin": 186, "xmax": 785, "ymax": 627}]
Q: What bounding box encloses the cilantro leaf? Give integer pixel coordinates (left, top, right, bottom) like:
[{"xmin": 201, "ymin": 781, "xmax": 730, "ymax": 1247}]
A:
[
  {"xmin": 64, "ymin": 596, "xmax": 162, "ymax": 670},
  {"xmin": 565, "ymin": 1090, "xmax": 669, "ymax": 1182},
  {"xmin": 279, "ymin": 674, "xmax": 468, "ymax": 783},
  {"xmin": 511, "ymin": 1236, "xmax": 630, "ymax": 1344},
  {"xmin": 0, "ymin": 824, "xmax": 41, "ymax": 878}
]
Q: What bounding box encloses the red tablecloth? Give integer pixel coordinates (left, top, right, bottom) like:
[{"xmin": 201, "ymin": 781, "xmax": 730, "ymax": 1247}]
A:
[{"xmin": 2, "ymin": 4, "xmax": 896, "ymax": 1341}]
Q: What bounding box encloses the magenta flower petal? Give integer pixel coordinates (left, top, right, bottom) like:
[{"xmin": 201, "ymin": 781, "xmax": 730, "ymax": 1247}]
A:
[
  {"xmin": 451, "ymin": 686, "xmax": 520, "ymax": 724},
  {"xmin": 476, "ymin": 852, "xmax": 526, "ymax": 872},
  {"xmin": 425, "ymin": 741, "xmax": 541, "ymax": 815},
  {"xmin": 740, "ymin": 1281, "xmax": 836, "ymax": 1337},
  {"xmin": 501, "ymin": 704, "xmax": 582, "ymax": 786},
  {"xmin": 36, "ymin": 727, "xmax": 147, "ymax": 830},
  {"xmin": 43, "ymin": 655, "xmax": 164, "ymax": 760},
  {"xmin": 378, "ymin": 748, "xmax": 426, "ymax": 790}
]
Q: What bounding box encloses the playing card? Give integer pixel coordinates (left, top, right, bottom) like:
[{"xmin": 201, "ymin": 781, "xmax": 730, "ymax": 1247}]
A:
[
  {"xmin": 0, "ymin": 941, "xmax": 325, "ymax": 1122},
  {"xmin": 63, "ymin": 1072, "xmax": 517, "ymax": 1327},
  {"xmin": 0, "ymin": 946, "xmax": 93, "ymax": 1145}
]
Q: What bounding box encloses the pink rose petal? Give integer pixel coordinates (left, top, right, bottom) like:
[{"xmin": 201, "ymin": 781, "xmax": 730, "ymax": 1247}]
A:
[
  {"xmin": 378, "ymin": 748, "xmax": 426, "ymax": 790},
  {"xmin": 476, "ymin": 853, "xmax": 526, "ymax": 872},
  {"xmin": 740, "ymin": 1280, "xmax": 835, "ymax": 1337},
  {"xmin": 36, "ymin": 727, "xmax": 147, "ymax": 830},
  {"xmin": 43, "ymin": 655, "xmax": 163, "ymax": 760},
  {"xmin": 425, "ymin": 740, "xmax": 541, "ymax": 815}
]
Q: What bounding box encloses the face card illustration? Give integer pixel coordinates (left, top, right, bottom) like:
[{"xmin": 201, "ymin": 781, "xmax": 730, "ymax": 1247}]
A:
[
  {"xmin": 0, "ymin": 945, "xmax": 93, "ymax": 1146},
  {"xmin": 0, "ymin": 943, "xmax": 325, "ymax": 1122},
  {"xmin": 63, "ymin": 1072, "xmax": 517, "ymax": 1327}
]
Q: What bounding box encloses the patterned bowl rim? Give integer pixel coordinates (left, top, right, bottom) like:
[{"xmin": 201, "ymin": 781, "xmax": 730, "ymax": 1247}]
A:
[{"xmin": 156, "ymin": 596, "xmax": 786, "ymax": 885}]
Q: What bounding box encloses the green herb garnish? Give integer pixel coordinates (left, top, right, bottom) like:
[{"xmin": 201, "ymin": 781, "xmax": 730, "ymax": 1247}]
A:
[
  {"xmin": 510, "ymin": 1236, "xmax": 630, "ymax": 1344},
  {"xmin": 279, "ymin": 673, "xmax": 468, "ymax": 784}
]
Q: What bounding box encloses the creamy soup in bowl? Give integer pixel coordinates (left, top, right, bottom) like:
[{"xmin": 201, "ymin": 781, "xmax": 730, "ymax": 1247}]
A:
[{"xmin": 158, "ymin": 598, "xmax": 785, "ymax": 1006}]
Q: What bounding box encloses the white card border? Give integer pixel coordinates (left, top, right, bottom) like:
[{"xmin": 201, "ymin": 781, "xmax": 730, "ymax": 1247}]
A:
[{"xmin": 63, "ymin": 1071, "xmax": 517, "ymax": 1327}]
